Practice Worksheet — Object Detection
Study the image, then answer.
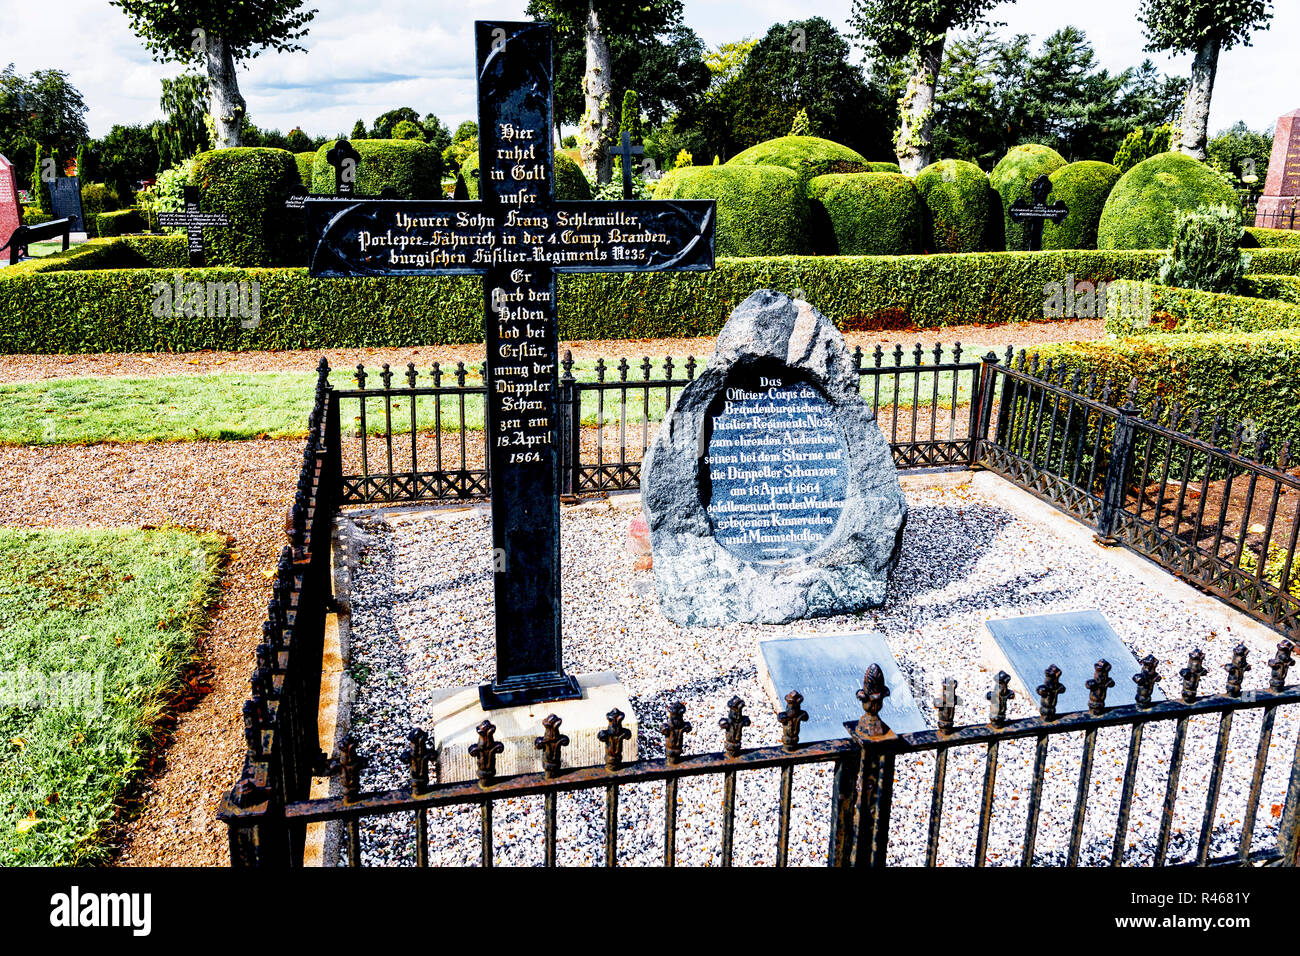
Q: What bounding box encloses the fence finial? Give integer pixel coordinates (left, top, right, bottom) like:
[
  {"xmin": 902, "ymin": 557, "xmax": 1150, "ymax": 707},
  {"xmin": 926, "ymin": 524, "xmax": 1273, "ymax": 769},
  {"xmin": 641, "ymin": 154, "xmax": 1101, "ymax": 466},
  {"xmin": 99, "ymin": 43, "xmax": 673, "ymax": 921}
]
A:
[
  {"xmin": 598, "ymin": 709, "xmax": 632, "ymax": 771},
  {"xmin": 1269, "ymin": 641, "xmax": 1296, "ymax": 692},
  {"xmin": 1037, "ymin": 665, "xmax": 1065, "ymax": 720},
  {"xmin": 1133, "ymin": 655, "xmax": 1161, "ymax": 708},
  {"xmin": 1224, "ymin": 644, "xmax": 1251, "ymax": 698},
  {"xmin": 468, "ymin": 720, "xmax": 504, "ymax": 787},
  {"xmin": 338, "ymin": 733, "xmax": 367, "ymax": 803},
  {"xmin": 934, "ymin": 677, "xmax": 958, "ymax": 735},
  {"xmin": 988, "ymin": 671, "xmax": 1014, "ymax": 727},
  {"xmin": 661, "ymin": 702, "xmax": 692, "ymax": 764},
  {"xmin": 856, "ymin": 664, "xmax": 891, "ymax": 737},
  {"xmin": 402, "ymin": 728, "xmax": 431, "ymax": 794},
  {"xmin": 534, "ymin": 714, "xmax": 569, "ymax": 779},
  {"xmin": 778, "ymin": 691, "xmax": 808, "ymax": 749},
  {"xmin": 1087, "ymin": 660, "xmax": 1114, "ymax": 715},
  {"xmin": 719, "ymin": 696, "xmax": 750, "ymax": 757},
  {"xmin": 1180, "ymin": 649, "xmax": 1207, "ymax": 703}
]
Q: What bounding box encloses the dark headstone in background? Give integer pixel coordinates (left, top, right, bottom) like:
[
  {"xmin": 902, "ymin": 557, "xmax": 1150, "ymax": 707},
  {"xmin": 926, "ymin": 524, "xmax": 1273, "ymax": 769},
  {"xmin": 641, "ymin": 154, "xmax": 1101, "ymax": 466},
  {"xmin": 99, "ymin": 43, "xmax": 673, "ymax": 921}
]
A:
[
  {"xmin": 48, "ymin": 176, "xmax": 85, "ymax": 232},
  {"xmin": 642, "ymin": 290, "xmax": 907, "ymax": 626}
]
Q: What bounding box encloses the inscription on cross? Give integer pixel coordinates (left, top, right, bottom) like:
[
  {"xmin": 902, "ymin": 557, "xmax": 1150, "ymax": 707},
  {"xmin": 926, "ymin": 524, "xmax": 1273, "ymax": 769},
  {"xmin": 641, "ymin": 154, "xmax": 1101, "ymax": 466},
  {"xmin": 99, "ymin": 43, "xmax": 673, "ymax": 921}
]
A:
[
  {"xmin": 305, "ymin": 21, "xmax": 715, "ymax": 709},
  {"xmin": 1008, "ymin": 174, "xmax": 1068, "ymax": 252},
  {"xmin": 157, "ymin": 185, "xmax": 230, "ymax": 267}
]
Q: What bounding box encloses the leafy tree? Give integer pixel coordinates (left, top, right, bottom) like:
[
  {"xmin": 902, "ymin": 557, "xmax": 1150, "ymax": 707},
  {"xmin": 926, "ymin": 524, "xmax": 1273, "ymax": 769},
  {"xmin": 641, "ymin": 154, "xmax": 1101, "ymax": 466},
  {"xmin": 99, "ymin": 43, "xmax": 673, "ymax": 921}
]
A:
[
  {"xmin": 154, "ymin": 72, "xmax": 210, "ymax": 169},
  {"xmin": 371, "ymin": 107, "xmax": 420, "ymax": 139},
  {"xmin": 452, "ymin": 121, "xmax": 478, "ymax": 144},
  {"xmin": 422, "ymin": 114, "xmax": 452, "ymax": 153},
  {"xmin": 789, "ymin": 108, "xmax": 812, "ymax": 136},
  {"xmin": 392, "ymin": 120, "xmax": 423, "ymax": 140},
  {"xmin": 850, "ymin": 0, "xmax": 1007, "ymax": 173},
  {"xmin": 92, "ymin": 123, "xmax": 160, "ymax": 202},
  {"xmin": 110, "ymin": 0, "xmax": 317, "ymax": 148},
  {"xmin": 527, "ymin": 0, "xmax": 684, "ymax": 184},
  {"xmin": 1139, "ymin": 0, "xmax": 1274, "ymax": 159},
  {"xmin": 286, "ymin": 128, "xmax": 312, "ymax": 151},
  {"xmin": 1113, "ymin": 125, "xmax": 1173, "ymax": 172},
  {"xmin": 350, "ymin": 119, "xmax": 368, "ymax": 140},
  {"xmin": 1207, "ymin": 120, "xmax": 1272, "ymax": 190},
  {"xmin": 0, "ymin": 65, "xmax": 89, "ymax": 188},
  {"xmin": 619, "ymin": 90, "xmax": 642, "ymax": 143}
]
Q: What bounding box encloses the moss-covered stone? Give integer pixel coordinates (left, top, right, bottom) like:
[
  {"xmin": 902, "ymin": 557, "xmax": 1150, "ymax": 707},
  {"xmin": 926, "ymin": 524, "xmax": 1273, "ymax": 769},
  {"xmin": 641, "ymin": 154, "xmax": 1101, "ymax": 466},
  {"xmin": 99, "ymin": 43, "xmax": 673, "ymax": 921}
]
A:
[
  {"xmin": 914, "ymin": 160, "xmax": 997, "ymax": 253},
  {"xmin": 727, "ymin": 135, "xmax": 868, "ymax": 188},
  {"xmin": 1041, "ymin": 161, "xmax": 1122, "ymax": 250},
  {"xmin": 990, "ymin": 144, "xmax": 1067, "ymax": 251},
  {"xmin": 1097, "ymin": 152, "xmax": 1240, "ymax": 250},
  {"xmin": 310, "ymin": 139, "xmax": 442, "ymax": 199},
  {"xmin": 807, "ymin": 172, "xmax": 921, "ymax": 255},
  {"xmin": 654, "ymin": 164, "xmax": 810, "ymax": 256}
]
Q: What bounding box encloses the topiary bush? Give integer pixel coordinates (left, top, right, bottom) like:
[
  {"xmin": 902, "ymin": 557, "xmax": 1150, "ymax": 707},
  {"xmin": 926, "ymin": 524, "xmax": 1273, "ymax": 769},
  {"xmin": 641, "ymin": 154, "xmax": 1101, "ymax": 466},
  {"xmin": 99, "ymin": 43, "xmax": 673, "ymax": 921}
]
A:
[
  {"xmin": 95, "ymin": 209, "xmax": 146, "ymax": 237},
  {"xmin": 914, "ymin": 160, "xmax": 997, "ymax": 253},
  {"xmin": 1097, "ymin": 152, "xmax": 1241, "ymax": 251},
  {"xmin": 1041, "ymin": 161, "xmax": 1122, "ymax": 250},
  {"xmin": 310, "ymin": 139, "xmax": 442, "ymax": 199},
  {"xmin": 192, "ymin": 148, "xmax": 302, "ymax": 267},
  {"xmin": 990, "ymin": 144, "xmax": 1067, "ymax": 251},
  {"xmin": 865, "ymin": 161, "xmax": 902, "ymax": 174},
  {"xmin": 293, "ymin": 151, "xmax": 316, "ymax": 188},
  {"xmin": 79, "ymin": 183, "xmax": 122, "ymax": 238},
  {"xmin": 1156, "ymin": 205, "xmax": 1250, "ymax": 294},
  {"xmin": 654, "ymin": 164, "xmax": 809, "ymax": 256},
  {"xmin": 807, "ymin": 172, "xmax": 921, "ymax": 255},
  {"xmin": 727, "ymin": 135, "xmax": 869, "ymax": 188}
]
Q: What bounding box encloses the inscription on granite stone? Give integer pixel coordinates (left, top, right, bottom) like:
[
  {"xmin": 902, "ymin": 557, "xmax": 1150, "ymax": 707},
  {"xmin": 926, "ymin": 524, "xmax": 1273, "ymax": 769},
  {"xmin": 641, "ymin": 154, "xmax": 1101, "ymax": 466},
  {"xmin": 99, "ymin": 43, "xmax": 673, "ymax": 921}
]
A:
[
  {"xmin": 983, "ymin": 609, "xmax": 1163, "ymax": 714},
  {"xmin": 758, "ymin": 633, "xmax": 927, "ymax": 742},
  {"xmin": 704, "ymin": 368, "xmax": 848, "ymax": 562}
]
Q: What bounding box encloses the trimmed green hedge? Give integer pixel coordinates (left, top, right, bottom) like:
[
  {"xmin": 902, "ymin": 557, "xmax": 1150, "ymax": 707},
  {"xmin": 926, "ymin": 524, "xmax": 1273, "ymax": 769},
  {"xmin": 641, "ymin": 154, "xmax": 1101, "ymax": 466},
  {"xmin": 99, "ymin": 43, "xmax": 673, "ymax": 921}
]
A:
[
  {"xmin": 1245, "ymin": 226, "xmax": 1300, "ymax": 248},
  {"xmin": 294, "ymin": 151, "xmax": 316, "ymax": 187},
  {"xmin": 192, "ymin": 148, "xmax": 302, "ymax": 267},
  {"xmin": 807, "ymin": 172, "xmax": 921, "ymax": 255},
  {"xmin": 1103, "ymin": 279, "xmax": 1300, "ymax": 336},
  {"xmin": 1245, "ymin": 274, "xmax": 1300, "ymax": 304},
  {"xmin": 990, "ymin": 144, "xmax": 1066, "ymax": 251},
  {"xmin": 866, "ymin": 161, "xmax": 902, "ymax": 174},
  {"xmin": 1097, "ymin": 152, "xmax": 1240, "ymax": 250},
  {"xmin": 727, "ymin": 135, "xmax": 868, "ymax": 187},
  {"xmin": 654, "ymin": 164, "xmax": 810, "ymax": 256},
  {"xmin": 1036, "ymin": 330, "xmax": 1300, "ymax": 450},
  {"xmin": 914, "ymin": 159, "xmax": 996, "ymax": 253},
  {"xmin": 310, "ymin": 139, "xmax": 443, "ymax": 199},
  {"xmin": 94, "ymin": 209, "xmax": 146, "ymax": 237},
  {"xmin": 80, "ymin": 183, "xmax": 122, "ymax": 238},
  {"xmin": 6, "ymin": 238, "xmax": 1300, "ymax": 353},
  {"xmin": 1042, "ymin": 161, "xmax": 1121, "ymax": 250},
  {"xmin": 459, "ymin": 150, "xmax": 591, "ymax": 200}
]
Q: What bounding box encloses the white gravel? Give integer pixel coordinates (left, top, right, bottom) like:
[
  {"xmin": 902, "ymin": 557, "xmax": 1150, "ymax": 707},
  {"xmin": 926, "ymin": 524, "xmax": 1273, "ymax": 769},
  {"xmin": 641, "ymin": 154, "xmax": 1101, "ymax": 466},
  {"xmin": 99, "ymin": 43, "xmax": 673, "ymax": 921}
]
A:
[{"xmin": 338, "ymin": 480, "xmax": 1298, "ymax": 867}]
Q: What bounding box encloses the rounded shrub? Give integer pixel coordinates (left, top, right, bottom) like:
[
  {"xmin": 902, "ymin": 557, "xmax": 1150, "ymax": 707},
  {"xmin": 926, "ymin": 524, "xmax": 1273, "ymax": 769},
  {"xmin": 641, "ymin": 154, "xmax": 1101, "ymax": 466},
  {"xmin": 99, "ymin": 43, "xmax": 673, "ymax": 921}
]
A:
[
  {"xmin": 293, "ymin": 151, "xmax": 316, "ymax": 188},
  {"xmin": 192, "ymin": 148, "xmax": 302, "ymax": 266},
  {"xmin": 1042, "ymin": 161, "xmax": 1122, "ymax": 250},
  {"xmin": 80, "ymin": 183, "xmax": 122, "ymax": 238},
  {"xmin": 914, "ymin": 160, "xmax": 996, "ymax": 253},
  {"xmin": 807, "ymin": 172, "xmax": 921, "ymax": 255},
  {"xmin": 459, "ymin": 151, "xmax": 592, "ymax": 200},
  {"xmin": 990, "ymin": 144, "xmax": 1067, "ymax": 251},
  {"xmin": 865, "ymin": 161, "xmax": 902, "ymax": 174},
  {"xmin": 727, "ymin": 135, "xmax": 869, "ymax": 188},
  {"xmin": 654, "ymin": 164, "xmax": 809, "ymax": 256},
  {"xmin": 1097, "ymin": 152, "xmax": 1241, "ymax": 250},
  {"xmin": 311, "ymin": 139, "xmax": 443, "ymax": 199}
]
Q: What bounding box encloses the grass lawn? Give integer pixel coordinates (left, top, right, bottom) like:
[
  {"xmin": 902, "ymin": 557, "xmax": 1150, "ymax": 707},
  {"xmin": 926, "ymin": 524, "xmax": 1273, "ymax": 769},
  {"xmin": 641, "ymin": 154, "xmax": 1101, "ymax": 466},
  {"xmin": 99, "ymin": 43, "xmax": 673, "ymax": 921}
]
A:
[
  {"xmin": 0, "ymin": 527, "xmax": 224, "ymax": 865},
  {"xmin": 3, "ymin": 345, "xmax": 991, "ymax": 446}
]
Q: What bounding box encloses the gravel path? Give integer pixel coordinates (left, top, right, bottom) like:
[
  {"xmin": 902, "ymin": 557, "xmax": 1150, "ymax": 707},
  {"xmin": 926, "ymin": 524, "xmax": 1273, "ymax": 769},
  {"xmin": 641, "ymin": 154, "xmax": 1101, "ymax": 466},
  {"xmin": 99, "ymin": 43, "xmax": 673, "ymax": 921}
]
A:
[
  {"xmin": 0, "ymin": 320, "xmax": 1102, "ymax": 383},
  {"xmin": 341, "ymin": 480, "xmax": 1297, "ymax": 867},
  {"xmin": 0, "ymin": 440, "xmax": 301, "ymax": 866}
]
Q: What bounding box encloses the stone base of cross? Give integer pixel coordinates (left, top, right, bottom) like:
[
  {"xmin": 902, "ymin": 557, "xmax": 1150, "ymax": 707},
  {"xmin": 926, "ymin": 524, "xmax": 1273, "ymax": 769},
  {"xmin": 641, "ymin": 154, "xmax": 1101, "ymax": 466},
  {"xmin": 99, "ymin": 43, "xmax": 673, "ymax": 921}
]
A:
[{"xmin": 304, "ymin": 21, "xmax": 714, "ymax": 735}]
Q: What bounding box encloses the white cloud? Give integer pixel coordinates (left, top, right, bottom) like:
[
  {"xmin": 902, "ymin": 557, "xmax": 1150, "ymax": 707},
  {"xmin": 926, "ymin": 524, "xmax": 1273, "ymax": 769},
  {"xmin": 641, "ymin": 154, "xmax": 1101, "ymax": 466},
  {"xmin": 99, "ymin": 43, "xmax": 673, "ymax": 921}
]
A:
[{"xmin": 2, "ymin": 0, "xmax": 1295, "ymax": 142}]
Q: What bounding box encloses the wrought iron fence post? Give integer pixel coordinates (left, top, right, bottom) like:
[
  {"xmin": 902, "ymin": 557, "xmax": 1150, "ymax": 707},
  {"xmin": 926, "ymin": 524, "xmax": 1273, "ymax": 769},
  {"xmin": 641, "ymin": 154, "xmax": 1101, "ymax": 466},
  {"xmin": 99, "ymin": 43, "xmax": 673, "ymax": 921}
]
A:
[
  {"xmin": 1096, "ymin": 391, "xmax": 1139, "ymax": 545},
  {"xmin": 1280, "ymin": 725, "xmax": 1300, "ymax": 866},
  {"xmin": 972, "ymin": 350, "xmax": 1001, "ymax": 467},
  {"xmin": 559, "ymin": 351, "xmax": 579, "ymax": 497}
]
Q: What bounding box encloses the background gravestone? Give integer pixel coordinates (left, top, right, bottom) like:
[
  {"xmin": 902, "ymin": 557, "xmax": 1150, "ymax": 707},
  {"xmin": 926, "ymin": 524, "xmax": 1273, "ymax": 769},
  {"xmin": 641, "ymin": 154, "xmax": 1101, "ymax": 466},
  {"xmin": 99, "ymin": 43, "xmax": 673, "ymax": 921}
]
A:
[
  {"xmin": 642, "ymin": 289, "xmax": 907, "ymax": 626},
  {"xmin": 1256, "ymin": 108, "xmax": 1300, "ymax": 229},
  {"xmin": 0, "ymin": 155, "xmax": 19, "ymax": 253},
  {"xmin": 47, "ymin": 176, "xmax": 85, "ymax": 232}
]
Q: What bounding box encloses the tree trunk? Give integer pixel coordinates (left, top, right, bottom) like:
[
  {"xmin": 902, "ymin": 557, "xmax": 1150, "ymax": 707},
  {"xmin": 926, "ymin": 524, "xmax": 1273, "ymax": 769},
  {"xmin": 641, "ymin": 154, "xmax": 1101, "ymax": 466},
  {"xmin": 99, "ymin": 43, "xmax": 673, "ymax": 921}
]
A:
[
  {"xmin": 579, "ymin": 1, "xmax": 613, "ymax": 184},
  {"xmin": 895, "ymin": 37, "xmax": 945, "ymax": 175},
  {"xmin": 1178, "ymin": 35, "xmax": 1220, "ymax": 161},
  {"xmin": 205, "ymin": 33, "xmax": 246, "ymax": 149}
]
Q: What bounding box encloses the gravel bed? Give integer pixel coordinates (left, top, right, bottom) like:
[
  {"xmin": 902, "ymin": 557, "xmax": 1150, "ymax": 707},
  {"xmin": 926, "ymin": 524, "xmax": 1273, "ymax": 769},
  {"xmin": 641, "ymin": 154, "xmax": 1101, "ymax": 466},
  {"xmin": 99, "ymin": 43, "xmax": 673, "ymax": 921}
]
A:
[
  {"xmin": 0, "ymin": 319, "xmax": 1102, "ymax": 383},
  {"xmin": 341, "ymin": 480, "xmax": 1297, "ymax": 867}
]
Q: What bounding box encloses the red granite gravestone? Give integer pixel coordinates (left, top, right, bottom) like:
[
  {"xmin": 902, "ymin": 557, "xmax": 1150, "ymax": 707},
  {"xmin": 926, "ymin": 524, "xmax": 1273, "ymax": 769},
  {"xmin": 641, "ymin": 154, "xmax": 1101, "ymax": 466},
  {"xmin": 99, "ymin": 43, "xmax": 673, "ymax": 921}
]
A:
[
  {"xmin": 1256, "ymin": 108, "xmax": 1300, "ymax": 230},
  {"xmin": 0, "ymin": 154, "xmax": 20, "ymax": 254}
]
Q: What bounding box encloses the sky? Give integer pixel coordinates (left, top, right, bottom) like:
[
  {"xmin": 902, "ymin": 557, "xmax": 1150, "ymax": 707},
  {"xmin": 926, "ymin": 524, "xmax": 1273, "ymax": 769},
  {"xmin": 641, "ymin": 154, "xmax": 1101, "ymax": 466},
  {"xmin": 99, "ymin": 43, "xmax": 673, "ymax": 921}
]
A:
[{"xmin": 1, "ymin": 0, "xmax": 1296, "ymax": 143}]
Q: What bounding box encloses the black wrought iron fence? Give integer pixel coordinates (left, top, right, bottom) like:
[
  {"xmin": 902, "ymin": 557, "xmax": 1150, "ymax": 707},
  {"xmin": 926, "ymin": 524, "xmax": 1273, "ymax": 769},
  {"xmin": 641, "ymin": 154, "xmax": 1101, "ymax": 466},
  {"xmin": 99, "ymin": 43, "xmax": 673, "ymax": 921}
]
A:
[
  {"xmin": 979, "ymin": 352, "xmax": 1300, "ymax": 642},
  {"xmin": 219, "ymin": 350, "xmax": 1300, "ymax": 867},
  {"xmin": 1252, "ymin": 207, "xmax": 1300, "ymax": 231},
  {"xmin": 329, "ymin": 343, "xmax": 986, "ymax": 506}
]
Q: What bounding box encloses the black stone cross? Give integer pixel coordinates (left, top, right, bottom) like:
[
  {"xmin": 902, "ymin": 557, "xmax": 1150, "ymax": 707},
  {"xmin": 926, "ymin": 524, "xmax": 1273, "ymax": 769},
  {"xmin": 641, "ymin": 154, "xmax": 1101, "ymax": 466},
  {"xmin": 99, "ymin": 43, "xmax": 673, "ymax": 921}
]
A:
[
  {"xmin": 1008, "ymin": 174, "xmax": 1068, "ymax": 252},
  {"xmin": 304, "ymin": 20, "xmax": 714, "ymax": 709},
  {"xmin": 615, "ymin": 130, "xmax": 644, "ymax": 200},
  {"xmin": 157, "ymin": 185, "xmax": 230, "ymax": 267},
  {"xmin": 326, "ymin": 139, "xmax": 362, "ymax": 196}
]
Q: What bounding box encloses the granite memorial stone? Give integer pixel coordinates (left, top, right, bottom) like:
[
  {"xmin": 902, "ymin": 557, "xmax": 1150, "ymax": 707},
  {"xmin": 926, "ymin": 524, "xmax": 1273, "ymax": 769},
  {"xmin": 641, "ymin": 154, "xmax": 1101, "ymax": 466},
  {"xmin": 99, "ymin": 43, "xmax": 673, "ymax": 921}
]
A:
[
  {"xmin": 0, "ymin": 154, "xmax": 19, "ymax": 254},
  {"xmin": 983, "ymin": 609, "xmax": 1163, "ymax": 714},
  {"xmin": 642, "ymin": 290, "xmax": 907, "ymax": 626},
  {"xmin": 758, "ymin": 633, "xmax": 927, "ymax": 741},
  {"xmin": 1255, "ymin": 108, "xmax": 1300, "ymax": 229},
  {"xmin": 47, "ymin": 175, "xmax": 85, "ymax": 233}
]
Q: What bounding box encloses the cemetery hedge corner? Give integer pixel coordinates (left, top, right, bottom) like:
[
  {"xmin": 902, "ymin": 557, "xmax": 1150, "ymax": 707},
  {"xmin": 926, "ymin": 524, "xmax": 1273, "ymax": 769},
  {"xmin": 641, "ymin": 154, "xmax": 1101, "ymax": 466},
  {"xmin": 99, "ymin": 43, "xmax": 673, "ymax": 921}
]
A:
[{"xmin": 6, "ymin": 235, "xmax": 1300, "ymax": 354}]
